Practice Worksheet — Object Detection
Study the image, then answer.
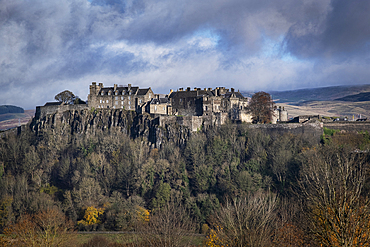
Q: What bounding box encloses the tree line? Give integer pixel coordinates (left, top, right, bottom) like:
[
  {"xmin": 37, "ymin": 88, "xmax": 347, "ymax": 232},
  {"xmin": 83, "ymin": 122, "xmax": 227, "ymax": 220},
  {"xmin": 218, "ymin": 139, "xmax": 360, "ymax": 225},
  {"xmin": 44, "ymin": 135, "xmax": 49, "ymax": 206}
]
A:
[{"xmin": 0, "ymin": 118, "xmax": 369, "ymax": 246}]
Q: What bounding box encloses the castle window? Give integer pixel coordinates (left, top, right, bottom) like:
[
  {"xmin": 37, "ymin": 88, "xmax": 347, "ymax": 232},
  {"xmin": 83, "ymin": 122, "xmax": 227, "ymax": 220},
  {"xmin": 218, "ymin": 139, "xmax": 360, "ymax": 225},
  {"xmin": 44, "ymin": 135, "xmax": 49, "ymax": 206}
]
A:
[
  {"xmin": 121, "ymin": 101, "xmax": 123, "ymax": 105},
  {"xmin": 113, "ymin": 106, "xmax": 116, "ymax": 109},
  {"xmin": 101, "ymin": 92, "xmax": 104, "ymax": 95},
  {"xmin": 115, "ymin": 96, "xmax": 118, "ymax": 100},
  {"xmin": 128, "ymin": 96, "xmax": 131, "ymax": 100},
  {"xmin": 121, "ymin": 96, "xmax": 123, "ymax": 100},
  {"xmin": 121, "ymin": 106, "xmax": 123, "ymax": 109},
  {"xmin": 122, "ymin": 91, "xmax": 125, "ymax": 95},
  {"xmin": 106, "ymin": 100, "xmax": 109, "ymax": 103},
  {"xmin": 149, "ymin": 93, "xmax": 151, "ymax": 98},
  {"xmin": 129, "ymin": 106, "xmax": 131, "ymax": 109},
  {"xmin": 139, "ymin": 99, "xmax": 142, "ymax": 103},
  {"xmin": 128, "ymin": 101, "xmax": 131, "ymax": 105},
  {"xmin": 163, "ymin": 107, "xmax": 165, "ymax": 111},
  {"xmin": 108, "ymin": 92, "xmax": 111, "ymax": 96},
  {"xmin": 115, "ymin": 91, "xmax": 118, "ymax": 95},
  {"xmin": 179, "ymin": 98, "xmax": 182, "ymax": 103},
  {"xmin": 100, "ymin": 100, "xmax": 102, "ymax": 103},
  {"xmin": 129, "ymin": 91, "xmax": 131, "ymax": 95},
  {"xmin": 155, "ymin": 106, "xmax": 157, "ymax": 111},
  {"xmin": 115, "ymin": 101, "xmax": 118, "ymax": 105}
]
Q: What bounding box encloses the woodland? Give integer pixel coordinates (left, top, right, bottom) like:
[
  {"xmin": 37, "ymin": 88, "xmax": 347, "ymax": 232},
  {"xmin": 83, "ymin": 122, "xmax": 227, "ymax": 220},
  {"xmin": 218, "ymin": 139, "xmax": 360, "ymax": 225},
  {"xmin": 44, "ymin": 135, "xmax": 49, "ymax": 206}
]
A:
[{"xmin": 0, "ymin": 118, "xmax": 370, "ymax": 246}]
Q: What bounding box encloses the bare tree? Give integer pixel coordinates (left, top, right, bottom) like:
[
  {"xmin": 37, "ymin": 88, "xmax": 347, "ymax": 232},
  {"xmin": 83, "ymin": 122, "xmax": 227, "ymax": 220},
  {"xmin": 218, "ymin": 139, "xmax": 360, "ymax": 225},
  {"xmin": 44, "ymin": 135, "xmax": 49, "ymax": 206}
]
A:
[
  {"xmin": 134, "ymin": 201, "xmax": 196, "ymax": 247},
  {"xmin": 298, "ymin": 145, "xmax": 370, "ymax": 247},
  {"xmin": 208, "ymin": 190, "xmax": 277, "ymax": 247}
]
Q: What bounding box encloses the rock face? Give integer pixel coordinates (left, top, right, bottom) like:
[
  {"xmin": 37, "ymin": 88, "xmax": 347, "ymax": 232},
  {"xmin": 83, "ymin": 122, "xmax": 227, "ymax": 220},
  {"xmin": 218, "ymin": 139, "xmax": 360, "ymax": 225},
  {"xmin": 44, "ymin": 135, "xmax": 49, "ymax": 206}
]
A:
[
  {"xmin": 29, "ymin": 108, "xmax": 328, "ymax": 148},
  {"xmin": 30, "ymin": 109, "xmax": 192, "ymax": 148}
]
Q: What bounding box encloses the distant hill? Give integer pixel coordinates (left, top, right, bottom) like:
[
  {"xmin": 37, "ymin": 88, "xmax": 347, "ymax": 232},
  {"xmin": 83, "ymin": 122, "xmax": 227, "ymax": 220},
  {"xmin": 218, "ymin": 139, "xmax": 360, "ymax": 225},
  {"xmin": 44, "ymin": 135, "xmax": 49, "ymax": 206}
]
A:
[
  {"xmin": 265, "ymin": 84, "xmax": 370, "ymax": 103},
  {"xmin": 0, "ymin": 105, "xmax": 34, "ymax": 130},
  {"xmin": 0, "ymin": 105, "xmax": 24, "ymax": 115},
  {"xmin": 334, "ymin": 92, "xmax": 370, "ymax": 102}
]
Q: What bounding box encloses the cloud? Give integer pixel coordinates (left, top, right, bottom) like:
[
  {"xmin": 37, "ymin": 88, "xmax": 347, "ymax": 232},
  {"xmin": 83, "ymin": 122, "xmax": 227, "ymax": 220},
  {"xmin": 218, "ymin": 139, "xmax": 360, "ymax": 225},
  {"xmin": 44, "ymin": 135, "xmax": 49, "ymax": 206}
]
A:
[{"xmin": 0, "ymin": 0, "xmax": 369, "ymax": 109}]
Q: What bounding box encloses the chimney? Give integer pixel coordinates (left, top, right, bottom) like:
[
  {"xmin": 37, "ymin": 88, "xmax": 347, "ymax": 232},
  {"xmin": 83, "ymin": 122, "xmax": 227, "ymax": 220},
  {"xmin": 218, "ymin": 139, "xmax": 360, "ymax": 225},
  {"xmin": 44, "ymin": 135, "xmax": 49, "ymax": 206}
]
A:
[
  {"xmin": 194, "ymin": 87, "xmax": 197, "ymax": 91},
  {"xmin": 128, "ymin": 83, "xmax": 131, "ymax": 89},
  {"xmin": 114, "ymin": 84, "xmax": 117, "ymax": 91},
  {"xmin": 98, "ymin": 83, "xmax": 103, "ymax": 88},
  {"xmin": 179, "ymin": 88, "xmax": 183, "ymax": 91},
  {"xmin": 186, "ymin": 87, "xmax": 191, "ymax": 92},
  {"xmin": 92, "ymin": 82, "xmax": 96, "ymax": 85}
]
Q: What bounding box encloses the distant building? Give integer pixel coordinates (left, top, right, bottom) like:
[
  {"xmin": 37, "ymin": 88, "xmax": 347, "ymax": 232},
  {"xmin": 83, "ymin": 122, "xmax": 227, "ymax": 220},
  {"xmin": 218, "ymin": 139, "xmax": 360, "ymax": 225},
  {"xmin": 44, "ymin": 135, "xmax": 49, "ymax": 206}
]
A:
[{"xmin": 88, "ymin": 82, "xmax": 154, "ymax": 111}]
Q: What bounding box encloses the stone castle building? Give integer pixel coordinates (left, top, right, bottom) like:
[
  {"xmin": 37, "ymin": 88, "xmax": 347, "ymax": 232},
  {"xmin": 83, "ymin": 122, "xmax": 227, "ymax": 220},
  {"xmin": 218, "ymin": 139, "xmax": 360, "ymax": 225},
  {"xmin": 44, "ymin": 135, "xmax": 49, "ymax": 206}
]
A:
[
  {"xmin": 36, "ymin": 82, "xmax": 287, "ymax": 132},
  {"xmin": 88, "ymin": 82, "xmax": 154, "ymax": 111},
  {"xmin": 88, "ymin": 83, "xmax": 258, "ymax": 123}
]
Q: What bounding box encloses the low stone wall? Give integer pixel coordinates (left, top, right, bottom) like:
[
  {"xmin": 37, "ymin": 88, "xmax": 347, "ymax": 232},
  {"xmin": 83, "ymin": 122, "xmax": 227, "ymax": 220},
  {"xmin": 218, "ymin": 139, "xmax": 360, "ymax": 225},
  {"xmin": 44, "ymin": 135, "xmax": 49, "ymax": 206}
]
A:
[
  {"xmin": 245, "ymin": 120, "xmax": 324, "ymax": 144},
  {"xmin": 36, "ymin": 104, "xmax": 89, "ymax": 119},
  {"xmin": 323, "ymin": 122, "xmax": 370, "ymax": 133}
]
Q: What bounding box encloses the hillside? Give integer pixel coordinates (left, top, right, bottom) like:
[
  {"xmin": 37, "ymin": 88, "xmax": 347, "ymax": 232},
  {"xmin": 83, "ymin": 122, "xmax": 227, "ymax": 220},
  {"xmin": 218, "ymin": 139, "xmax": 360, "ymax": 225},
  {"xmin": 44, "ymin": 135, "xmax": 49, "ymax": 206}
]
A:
[
  {"xmin": 267, "ymin": 84, "xmax": 370, "ymax": 103},
  {"xmin": 0, "ymin": 105, "xmax": 24, "ymax": 115},
  {"xmin": 244, "ymin": 84, "xmax": 370, "ymax": 119},
  {"xmin": 0, "ymin": 109, "xmax": 35, "ymax": 130},
  {"xmin": 335, "ymin": 92, "xmax": 370, "ymax": 102}
]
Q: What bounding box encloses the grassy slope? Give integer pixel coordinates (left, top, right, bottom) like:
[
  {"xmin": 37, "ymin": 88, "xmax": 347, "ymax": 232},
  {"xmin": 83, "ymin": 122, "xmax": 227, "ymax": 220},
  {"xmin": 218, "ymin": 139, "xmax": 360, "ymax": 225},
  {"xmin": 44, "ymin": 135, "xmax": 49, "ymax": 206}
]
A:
[
  {"xmin": 0, "ymin": 110, "xmax": 35, "ymax": 130},
  {"xmin": 241, "ymin": 84, "xmax": 370, "ymax": 119}
]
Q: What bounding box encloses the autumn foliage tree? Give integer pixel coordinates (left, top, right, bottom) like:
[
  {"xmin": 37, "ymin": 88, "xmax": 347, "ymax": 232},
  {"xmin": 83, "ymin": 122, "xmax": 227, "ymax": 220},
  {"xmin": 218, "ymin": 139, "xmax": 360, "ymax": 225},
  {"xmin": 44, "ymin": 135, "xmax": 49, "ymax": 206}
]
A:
[
  {"xmin": 247, "ymin": 91, "xmax": 275, "ymax": 123},
  {"xmin": 298, "ymin": 145, "xmax": 370, "ymax": 246},
  {"xmin": 0, "ymin": 208, "xmax": 75, "ymax": 247}
]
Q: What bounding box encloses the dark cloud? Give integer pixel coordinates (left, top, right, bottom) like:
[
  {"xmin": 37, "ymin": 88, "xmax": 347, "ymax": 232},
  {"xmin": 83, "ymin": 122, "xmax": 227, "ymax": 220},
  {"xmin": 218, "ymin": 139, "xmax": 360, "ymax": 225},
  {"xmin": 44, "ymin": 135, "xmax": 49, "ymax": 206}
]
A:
[
  {"xmin": 284, "ymin": 0, "xmax": 370, "ymax": 59},
  {"xmin": 0, "ymin": 0, "xmax": 369, "ymax": 109}
]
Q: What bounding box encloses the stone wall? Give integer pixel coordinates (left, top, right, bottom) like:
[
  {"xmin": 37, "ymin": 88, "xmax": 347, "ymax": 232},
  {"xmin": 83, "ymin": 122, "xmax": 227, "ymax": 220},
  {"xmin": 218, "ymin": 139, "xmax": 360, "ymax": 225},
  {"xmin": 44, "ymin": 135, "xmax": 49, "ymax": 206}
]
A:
[
  {"xmin": 36, "ymin": 104, "xmax": 89, "ymax": 120},
  {"xmin": 245, "ymin": 120, "xmax": 324, "ymax": 144},
  {"xmin": 323, "ymin": 121, "xmax": 370, "ymax": 133}
]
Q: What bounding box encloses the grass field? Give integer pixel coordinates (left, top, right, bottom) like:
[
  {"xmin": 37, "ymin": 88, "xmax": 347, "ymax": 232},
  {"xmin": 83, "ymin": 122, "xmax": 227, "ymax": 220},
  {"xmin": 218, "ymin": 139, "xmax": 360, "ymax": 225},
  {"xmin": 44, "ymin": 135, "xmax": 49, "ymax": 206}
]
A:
[
  {"xmin": 75, "ymin": 232, "xmax": 205, "ymax": 246},
  {"xmin": 278, "ymin": 101, "xmax": 370, "ymax": 119}
]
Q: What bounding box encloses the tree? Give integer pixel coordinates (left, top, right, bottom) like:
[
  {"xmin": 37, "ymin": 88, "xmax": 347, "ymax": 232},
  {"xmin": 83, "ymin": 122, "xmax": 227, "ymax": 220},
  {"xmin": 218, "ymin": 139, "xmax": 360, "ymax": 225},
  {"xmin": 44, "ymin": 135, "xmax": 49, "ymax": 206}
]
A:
[
  {"xmin": 298, "ymin": 145, "xmax": 370, "ymax": 246},
  {"xmin": 54, "ymin": 90, "xmax": 75, "ymax": 104},
  {"xmin": 247, "ymin": 91, "xmax": 275, "ymax": 124},
  {"xmin": 207, "ymin": 190, "xmax": 277, "ymax": 247},
  {"xmin": 0, "ymin": 208, "xmax": 75, "ymax": 247}
]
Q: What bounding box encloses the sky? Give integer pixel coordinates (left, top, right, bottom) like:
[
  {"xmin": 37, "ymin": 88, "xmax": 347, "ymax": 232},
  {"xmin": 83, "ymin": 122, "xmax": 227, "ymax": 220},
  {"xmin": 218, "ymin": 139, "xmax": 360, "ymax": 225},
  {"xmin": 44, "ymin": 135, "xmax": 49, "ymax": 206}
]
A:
[{"xmin": 1, "ymin": 0, "xmax": 370, "ymax": 109}]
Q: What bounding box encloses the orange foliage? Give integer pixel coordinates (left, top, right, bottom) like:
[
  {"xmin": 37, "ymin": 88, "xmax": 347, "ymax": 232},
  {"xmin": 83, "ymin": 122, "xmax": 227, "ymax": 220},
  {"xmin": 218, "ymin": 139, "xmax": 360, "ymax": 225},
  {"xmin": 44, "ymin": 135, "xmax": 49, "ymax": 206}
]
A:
[
  {"xmin": 273, "ymin": 222, "xmax": 305, "ymax": 247},
  {"xmin": 312, "ymin": 204, "xmax": 370, "ymax": 247},
  {"xmin": 0, "ymin": 208, "xmax": 75, "ymax": 247}
]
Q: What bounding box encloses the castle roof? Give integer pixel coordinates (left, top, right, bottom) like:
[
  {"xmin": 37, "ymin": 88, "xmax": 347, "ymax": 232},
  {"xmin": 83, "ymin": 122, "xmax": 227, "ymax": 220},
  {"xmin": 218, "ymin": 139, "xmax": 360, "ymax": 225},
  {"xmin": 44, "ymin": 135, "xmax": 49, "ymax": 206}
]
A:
[
  {"xmin": 137, "ymin": 88, "xmax": 151, "ymax": 95},
  {"xmin": 44, "ymin": 102, "xmax": 62, "ymax": 106},
  {"xmin": 224, "ymin": 92, "xmax": 245, "ymax": 99},
  {"xmin": 150, "ymin": 98, "xmax": 170, "ymax": 104},
  {"xmin": 98, "ymin": 86, "xmax": 140, "ymax": 95}
]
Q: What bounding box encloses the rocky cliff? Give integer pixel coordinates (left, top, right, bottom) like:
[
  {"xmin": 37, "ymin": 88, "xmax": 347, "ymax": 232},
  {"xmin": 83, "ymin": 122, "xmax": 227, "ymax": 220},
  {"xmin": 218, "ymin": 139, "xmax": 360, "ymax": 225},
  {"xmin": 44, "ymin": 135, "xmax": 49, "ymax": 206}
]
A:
[{"xmin": 30, "ymin": 108, "xmax": 192, "ymax": 148}]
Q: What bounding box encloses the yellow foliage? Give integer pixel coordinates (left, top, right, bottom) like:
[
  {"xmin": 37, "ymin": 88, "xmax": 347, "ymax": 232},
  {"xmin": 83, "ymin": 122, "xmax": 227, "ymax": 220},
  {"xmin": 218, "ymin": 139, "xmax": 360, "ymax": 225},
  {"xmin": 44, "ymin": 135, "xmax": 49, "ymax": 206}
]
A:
[
  {"xmin": 78, "ymin": 206, "xmax": 105, "ymax": 225},
  {"xmin": 136, "ymin": 205, "xmax": 150, "ymax": 222},
  {"xmin": 204, "ymin": 226, "xmax": 228, "ymax": 247},
  {"xmin": 312, "ymin": 204, "xmax": 370, "ymax": 247}
]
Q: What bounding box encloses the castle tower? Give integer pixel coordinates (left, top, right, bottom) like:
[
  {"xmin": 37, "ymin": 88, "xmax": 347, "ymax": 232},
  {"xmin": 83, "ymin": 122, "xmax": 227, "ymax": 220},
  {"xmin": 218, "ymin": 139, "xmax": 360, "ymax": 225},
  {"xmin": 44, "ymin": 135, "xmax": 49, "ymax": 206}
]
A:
[
  {"xmin": 279, "ymin": 107, "xmax": 288, "ymax": 122},
  {"xmin": 88, "ymin": 82, "xmax": 102, "ymax": 107}
]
